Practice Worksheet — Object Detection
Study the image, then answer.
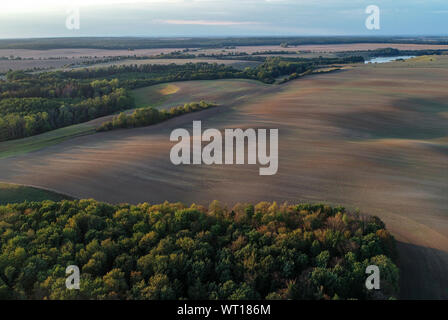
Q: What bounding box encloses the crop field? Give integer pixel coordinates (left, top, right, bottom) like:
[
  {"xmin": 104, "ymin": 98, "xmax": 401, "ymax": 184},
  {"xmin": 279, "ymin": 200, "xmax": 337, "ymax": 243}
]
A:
[
  {"xmin": 0, "ymin": 58, "xmax": 78, "ymax": 73},
  {"xmin": 0, "ymin": 48, "xmax": 183, "ymax": 59},
  {"xmin": 0, "ymin": 123, "xmax": 95, "ymax": 159},
  {"xmin": 0, "ymin": 56, "xmax": 260, "ymax": 74},
  {"xmin": 3, "ymin": 43, "xmax": 448, "ymax": 60},
  {"xmin": 61, "ymin": 58, "xmax": 261, "ymax": 72},
  {"xmin": 131, "ymin": 79, "xmax": 270, "ymax": 108},
  {"xmin": 0, "ymin": 79, "xmax": 269, "ymax": 158},
  {"xmin": 0, "ymin": 183, "xmax": 71, "ymax": 204},
  {"xmin": 2, "ymin": 43, "xmax": 445, "ymax": 74},
  {"xmin": 197, "ymin": 43, "xmax": 448, "ymax": 55},
  {"xmin": 0, "ymin": 56, "xmax": 447, "ymax": 299}
]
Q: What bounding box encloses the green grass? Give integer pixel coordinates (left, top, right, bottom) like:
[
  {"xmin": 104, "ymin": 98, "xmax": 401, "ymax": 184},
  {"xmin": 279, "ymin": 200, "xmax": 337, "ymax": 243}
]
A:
[
  {"xmin": 0, "ymin": 183, "xmax": 72, "ymax": 204},
  {"xmin": 131, "ymin": 83, "xmax": 172, "ymax": 108},
  {"xmin": 0, "ymin": 123, "xmax": 95, "ymax": 159},
  {"xmin": 132, "ymin": 79, "xmax": 269, "ymax": 109}
]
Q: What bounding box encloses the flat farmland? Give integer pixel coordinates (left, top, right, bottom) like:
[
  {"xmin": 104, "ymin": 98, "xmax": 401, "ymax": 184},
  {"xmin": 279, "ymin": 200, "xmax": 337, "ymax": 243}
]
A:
[
  {"xmin": 2, "ymin": 43, "xmax": 446, "ymax": 73},
  {"xmin": 0, "ymin": 57, "xmax": 260, "ymax": 74},
  {"xmin": 61, "ymin": 58, "xmax": 260, "ymax": 71},
  {"xmin": 0, "ymin": 57, "xmax": 447, "ymax": 299},
  {"xmin": 3, "ymin": 43, "xmax": 448, "ymax": 60},
  {"xmin": 0, "ymin": 58, "xmax": 78, "ymax": 73},
  {"xmin": 0, "ymin": 48, "xmax": 184, "ymax": 59},
  {"xmin": 197, "ymin": 43, "xmax": 448, "ymax": 54},
  {"xmin": 294, "ymin": 42, "xmax": 448, "ymax": 52}
]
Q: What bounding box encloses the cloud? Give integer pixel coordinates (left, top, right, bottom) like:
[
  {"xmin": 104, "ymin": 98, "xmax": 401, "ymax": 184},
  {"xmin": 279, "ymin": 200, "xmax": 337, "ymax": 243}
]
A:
[{"xmin": 154, "ymin": 19, "xmax": 261, "ymax": 26}]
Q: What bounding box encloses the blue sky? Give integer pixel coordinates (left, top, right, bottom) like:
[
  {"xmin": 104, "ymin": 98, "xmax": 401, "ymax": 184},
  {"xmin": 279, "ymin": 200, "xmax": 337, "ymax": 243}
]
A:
[{"xmin": 0, "ymin": 0, "xmax": 447, "ymax": 38}]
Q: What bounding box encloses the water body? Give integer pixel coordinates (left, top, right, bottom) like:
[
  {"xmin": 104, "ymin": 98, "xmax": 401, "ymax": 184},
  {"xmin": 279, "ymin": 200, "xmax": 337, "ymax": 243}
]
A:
[{"xmin": 365, "ymin": 56, "xmax": 416, "ymax": 64}]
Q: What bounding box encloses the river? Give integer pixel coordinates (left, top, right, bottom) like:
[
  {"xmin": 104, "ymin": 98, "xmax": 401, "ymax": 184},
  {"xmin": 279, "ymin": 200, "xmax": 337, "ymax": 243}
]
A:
[{"xmin": 365, "ymin": 55, "xmax": 416, "ymax": 64}]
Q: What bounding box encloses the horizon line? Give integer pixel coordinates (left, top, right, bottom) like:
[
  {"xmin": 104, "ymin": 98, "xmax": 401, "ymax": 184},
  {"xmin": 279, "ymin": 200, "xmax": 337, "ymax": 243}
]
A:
[{"xmin": 0, "ymin": 34, "xmax": 448, "ymax": 41}]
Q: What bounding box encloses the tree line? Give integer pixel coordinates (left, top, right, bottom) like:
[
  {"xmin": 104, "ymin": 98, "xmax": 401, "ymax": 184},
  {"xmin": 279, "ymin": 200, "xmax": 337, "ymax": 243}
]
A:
[
  {"xmin": 336, "ymin": 47, "xmax": 447, "ymax": 59},
  {"xmin": 242, "ymin": 56, "xmax": 364, "ymax": 83},
  {"xmin": 97, "ymin": 101, "xmax": 217, "ymax": 132},
  {"xmin": 0, "ymin": 36, "xmax": 446, "ymax": 50}
]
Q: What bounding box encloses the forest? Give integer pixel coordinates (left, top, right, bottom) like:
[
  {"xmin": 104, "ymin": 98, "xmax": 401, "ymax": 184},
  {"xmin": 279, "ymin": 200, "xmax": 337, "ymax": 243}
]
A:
[
  {"xmin": 0, "ymin": 200, "xmax": 399, "ymax": 300},
  {"xmin": 0, "ymin": 87, "xmax": 133, "ymax": 141}
]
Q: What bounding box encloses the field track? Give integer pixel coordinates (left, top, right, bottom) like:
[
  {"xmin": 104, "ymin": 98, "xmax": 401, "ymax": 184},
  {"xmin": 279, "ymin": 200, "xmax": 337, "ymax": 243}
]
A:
[{"xmin": 0, "ymin": 57, "xmax": 447, "ymax": 299}]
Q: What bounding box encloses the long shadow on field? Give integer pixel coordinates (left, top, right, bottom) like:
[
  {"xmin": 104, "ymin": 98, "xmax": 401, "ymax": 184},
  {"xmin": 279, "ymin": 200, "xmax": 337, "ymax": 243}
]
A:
[
  {"xmin": 327, "ymin": 97, "xmax": 448, "ymax": 140},
  {"xmin": 397, "ymin": 241, "xmax": 448, "ymax": 299}
]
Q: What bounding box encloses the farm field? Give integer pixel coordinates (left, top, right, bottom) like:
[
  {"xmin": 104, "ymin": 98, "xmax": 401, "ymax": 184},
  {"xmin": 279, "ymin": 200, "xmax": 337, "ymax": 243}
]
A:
[
  {"xmin": 0, "ymin": 56, "xmax": 447, "ymax": 299},
  {"xmin": 0, "ymin": 123, "xmax": 95, "ymax": 159},
  {"xmin": 61, "ymin": 58, "xmax": 261, "ymax": 71},
  {"xmin": 0, "ymin": 79, "xmax": 270, "ymax": 159},
  {"xmin": 0, "ymin": 183, "xmax": 71, "ymax": 204},
  {"xmin": 0, "ymin": 48, "xmax": 183, "ymax": 59},
  {"xmin": 196, "ymin": 43, "xmax": 448, "ymax": 54},
  {"xmin": 2, "ymin": 43, "xmax": 448, "ymax": 60},
  {"xmin": 0, "ymin": 56, "xmax": 260, "ymax": 74},
  {"xmin": 131, "ymin": 79, "xmax": 270, "ymax": 108},
  {"xmin": 2, "ymin": 42, "xmax": 446, "ymax": 74},
  {"xmin": 0, "ymin": 58, "xmax": 79, "ymax": 73}
]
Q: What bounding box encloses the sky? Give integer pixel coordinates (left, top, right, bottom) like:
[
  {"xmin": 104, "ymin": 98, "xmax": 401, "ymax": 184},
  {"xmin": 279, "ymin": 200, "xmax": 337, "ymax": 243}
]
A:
[{"xmin": 0, "ymin": 0, "xmax": 447, "ymax": 38}]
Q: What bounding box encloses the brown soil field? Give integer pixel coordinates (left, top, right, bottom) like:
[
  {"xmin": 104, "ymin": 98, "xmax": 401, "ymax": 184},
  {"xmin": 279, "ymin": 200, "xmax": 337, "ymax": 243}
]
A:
[
  {"xmin": 0, "ymin": 57, "xmax": 447, "ymax": 299},
  {"xmin": 0, "ymin": 58, "xmax": 83, "ymax": 73},
  {"xmin": 0, "ymin": 48, "xmax": 183, "ymax": 59}
]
